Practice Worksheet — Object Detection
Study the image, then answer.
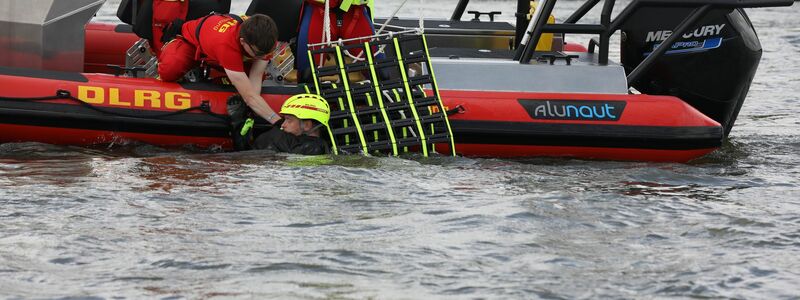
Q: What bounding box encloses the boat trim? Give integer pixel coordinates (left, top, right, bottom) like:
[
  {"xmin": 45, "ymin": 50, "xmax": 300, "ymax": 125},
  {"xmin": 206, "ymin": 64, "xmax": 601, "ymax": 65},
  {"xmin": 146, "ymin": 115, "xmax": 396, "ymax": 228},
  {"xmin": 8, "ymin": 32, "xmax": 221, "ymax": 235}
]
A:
[
  {"xmin": 0, "ymin": 100, "xmax": 231, "ymax": 137},
  {"xmin": 0, "ymin": 66, "xmax": 88, "ymax": 82},
  {"xmin": 450, "ymin": 120, "xmax": 722, "ymax": 150}
]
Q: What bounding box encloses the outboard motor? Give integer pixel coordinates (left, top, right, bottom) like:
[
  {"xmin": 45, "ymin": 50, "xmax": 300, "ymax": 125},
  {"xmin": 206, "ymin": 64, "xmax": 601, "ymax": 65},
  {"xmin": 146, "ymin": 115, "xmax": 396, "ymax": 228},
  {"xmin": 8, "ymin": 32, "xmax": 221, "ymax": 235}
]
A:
[{"xmin": 621, "ymin": 7, "xmax": 762, "ymax": 137}]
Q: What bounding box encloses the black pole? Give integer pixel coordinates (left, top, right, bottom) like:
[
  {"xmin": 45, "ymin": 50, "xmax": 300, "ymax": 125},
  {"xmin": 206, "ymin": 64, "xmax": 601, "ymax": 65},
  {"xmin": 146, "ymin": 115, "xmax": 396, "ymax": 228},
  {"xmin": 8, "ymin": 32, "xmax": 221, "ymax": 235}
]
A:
[
  {"xmin": 565, "ymin": 0, "xmax": 602, "ymax": 24},
  {"xmin": 520, "ymin": 0, "xmax": 558, "ymax": 64},
  {"xmin": 637, "ymin": 0, "xmax": 793, "ymax": 8},
  {"xmin": 608, "ymin": 0, "xmax": 639, "ymax": 34},
  {"xmin": 598, "ymin": 0, "xmax": 615, "ymax": 65},
  {"xmin": 450, "ymin": 0, "xmax": 470, "ymax": 21},
  {"xmin": 627, "ymin": 4, "xmax": 712, "ymax": 85},
  {"xmin": 514, "ymin": 0, "xmax": 530, "ymax": 50},
  {"xmin": 132, "ymin": 0, "xmax": 138, "ymax": 26}
]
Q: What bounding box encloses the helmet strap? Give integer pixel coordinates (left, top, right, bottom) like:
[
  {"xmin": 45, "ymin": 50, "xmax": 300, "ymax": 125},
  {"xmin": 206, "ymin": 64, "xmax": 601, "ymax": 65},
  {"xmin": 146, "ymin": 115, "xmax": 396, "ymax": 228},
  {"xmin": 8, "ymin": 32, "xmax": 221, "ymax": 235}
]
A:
[{"xmin": 302, "ymin": 123, "xmax": 324, "ymax": 136}]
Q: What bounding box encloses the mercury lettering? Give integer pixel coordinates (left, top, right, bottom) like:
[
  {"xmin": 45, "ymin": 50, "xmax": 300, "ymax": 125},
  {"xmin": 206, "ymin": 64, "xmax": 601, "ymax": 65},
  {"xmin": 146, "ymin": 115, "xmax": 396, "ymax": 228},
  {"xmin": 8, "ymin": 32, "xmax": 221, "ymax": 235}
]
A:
[{"xmin": 645, "ymin": 24, "xmax": 725, "ymax": 43}]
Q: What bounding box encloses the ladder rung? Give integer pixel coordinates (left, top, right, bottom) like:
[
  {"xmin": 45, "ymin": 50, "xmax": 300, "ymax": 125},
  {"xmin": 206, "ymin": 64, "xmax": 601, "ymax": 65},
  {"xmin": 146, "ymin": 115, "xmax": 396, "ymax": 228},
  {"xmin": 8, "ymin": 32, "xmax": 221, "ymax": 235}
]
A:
[
  {"xmin": 361, "ymin": 122, "xmax": 387, "ymax": 131},
  {"xmin": 408, "ymin": 75, "xmax": 432, "ymax": 86},
  {"xmin": 404, "ymin": 54, "xmax": 427, "ymax": 64},
  {"xmin": 350, "ymin": 84, "xmax": 374, "ymax": 95},
  {"xmin": 396, "ymin": 137, "xmax": 422, "ymax": 148},
  {"xmin": 329, "ymin": 110, "xmax": 351, "ymax": 120},
  {"xmin": 354, "ymin": 106, "xmax": 382, "ymax": 116},
  {"xmin": 337, "ymin": 144, "xmax": 363, "ymax": 154},
  {"xmin": 427, "ymin": 132, "xmax": 452, "ymax": 143},
  {"xmin": 377, "ymin": 79, "xmax": 404, "ymax": 90},
  {"xmin": 374, "ymin": 59, "xmax": 401, "ymax": 69},
  {"xmin": 309, "ymin": 47, "xmax": 337, "ymax": 55},
  {"xmin": 390, "ymin": 118, "xmax": 417, "ymax": 128},
  {"xmin": 320, "ymin": 90, "xmax": 346, "ymax": 99},
  {"xmin": 366, "ymin": 141, "xmax": 393, "ymax": 151},
  {"xmin": 412, "ymin": 96, "xmax": 438, "ymax": 107},
  {"xmin": 316, "ymin": 65, "xmax": 340, "ymax": 76},
  {"xmin": 344, "ymin": 62, "xmax": 370, "ymax": 72},
  {"xmin": 331, "ymin": 126, "xmax": 359, "ymax": 135},
  {"xmin": 419, "ymin": 114, "xmax": 445, "ymax": 124}
]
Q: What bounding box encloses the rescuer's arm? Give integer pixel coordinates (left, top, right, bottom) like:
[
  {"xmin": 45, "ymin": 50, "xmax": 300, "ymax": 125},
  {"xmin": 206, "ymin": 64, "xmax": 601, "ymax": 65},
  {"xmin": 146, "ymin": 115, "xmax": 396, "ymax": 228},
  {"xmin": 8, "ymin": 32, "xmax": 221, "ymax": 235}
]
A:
[
  {"xmin": 225, "ymin": 68, "xmax": 281, "ymax": 124},
  {"xmin": 248, "ymin": 59, "xmax": 269, "ymax": 92}
]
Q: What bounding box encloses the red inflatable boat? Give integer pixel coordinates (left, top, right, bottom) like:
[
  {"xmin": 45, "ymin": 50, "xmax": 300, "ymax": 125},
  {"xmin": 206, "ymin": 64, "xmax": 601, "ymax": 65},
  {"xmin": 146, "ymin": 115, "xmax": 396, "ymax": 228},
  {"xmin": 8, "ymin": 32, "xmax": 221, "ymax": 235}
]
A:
[{"xmin": 1, "ymin": 0, "xmax": 794, "ymax": 162}]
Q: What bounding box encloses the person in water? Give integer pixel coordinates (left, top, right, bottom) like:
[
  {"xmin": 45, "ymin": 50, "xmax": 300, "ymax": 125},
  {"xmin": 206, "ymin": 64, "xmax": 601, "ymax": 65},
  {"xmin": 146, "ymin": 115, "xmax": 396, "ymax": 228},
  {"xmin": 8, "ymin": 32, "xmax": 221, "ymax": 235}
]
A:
[
  {"xmin": 158, "ymin": 13, "xmax": 282, "ymax": 126},
  {"xmin": 229, "ymin": 93, "xmax": 331, "ymax": 155},
  {"xmin": 254, "ymin": 93, "xmax": 331, "ymax": 155}
]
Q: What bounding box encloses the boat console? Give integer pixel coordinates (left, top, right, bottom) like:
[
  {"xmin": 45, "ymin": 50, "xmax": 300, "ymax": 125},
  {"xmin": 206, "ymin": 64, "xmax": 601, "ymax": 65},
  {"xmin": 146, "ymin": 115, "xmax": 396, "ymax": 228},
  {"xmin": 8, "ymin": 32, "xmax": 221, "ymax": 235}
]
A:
[{"xmin": 0, "ymin": 0, "xmax": 104, "ymax": 72}]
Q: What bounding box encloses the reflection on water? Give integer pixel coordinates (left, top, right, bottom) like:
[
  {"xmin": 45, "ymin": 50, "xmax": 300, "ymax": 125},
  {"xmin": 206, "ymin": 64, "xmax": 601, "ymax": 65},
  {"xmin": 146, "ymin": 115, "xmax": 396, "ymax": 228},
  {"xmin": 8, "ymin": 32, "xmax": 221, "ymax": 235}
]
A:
[{"xmin": 0, "ymin": 143, "xmax": 96, "ymax": 186}]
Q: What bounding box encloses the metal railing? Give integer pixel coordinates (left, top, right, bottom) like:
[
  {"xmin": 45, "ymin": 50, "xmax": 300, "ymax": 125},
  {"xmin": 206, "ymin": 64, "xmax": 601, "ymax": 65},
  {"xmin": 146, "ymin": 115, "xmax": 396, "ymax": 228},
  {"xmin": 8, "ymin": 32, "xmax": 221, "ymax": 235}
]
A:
[
  {"xmin": 503, "ymin": 0, "xmax": 794, "ymax": 86},
  {"xmin": 451, "ymin": 0, "xmax": 793, "ymax": 72}
]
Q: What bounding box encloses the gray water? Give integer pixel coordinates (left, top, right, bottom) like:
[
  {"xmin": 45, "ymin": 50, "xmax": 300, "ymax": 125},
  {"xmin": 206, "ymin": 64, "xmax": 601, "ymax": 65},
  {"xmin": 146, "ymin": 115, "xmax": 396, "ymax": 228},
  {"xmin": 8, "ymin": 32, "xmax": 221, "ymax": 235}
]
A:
[{"xmin": 2, "ymin": 0, "xmax": 799, "ymax": 299}]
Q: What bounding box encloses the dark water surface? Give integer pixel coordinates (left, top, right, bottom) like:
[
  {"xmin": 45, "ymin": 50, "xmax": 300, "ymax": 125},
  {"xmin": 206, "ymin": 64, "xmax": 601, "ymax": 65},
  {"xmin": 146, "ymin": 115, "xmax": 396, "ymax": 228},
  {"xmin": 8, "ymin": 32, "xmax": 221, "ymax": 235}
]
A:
[{"xmin": 2, "ymin": 0, "xmax": 799, "ymax": 299}]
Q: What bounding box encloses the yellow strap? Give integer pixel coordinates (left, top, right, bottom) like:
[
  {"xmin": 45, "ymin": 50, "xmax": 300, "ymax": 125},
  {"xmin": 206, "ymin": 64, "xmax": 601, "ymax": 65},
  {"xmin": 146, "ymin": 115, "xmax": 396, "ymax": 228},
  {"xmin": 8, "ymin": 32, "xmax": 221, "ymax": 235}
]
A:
[
  {"xmin": 364, "ymin": 41, "xmax": 399, "ymax": 155},
  {"xmin": 339, "ymin": 0, "xmax": 353, "ymax": 12},
  {"xmin": 393, "ymin": 37, "xmax": 429, "ymax": 157},
  {"xmin": 306, "ymin": 53, "xmax": 339, "ymax": 155},
  {"xmin": 334, "ymin": 46, "xmax": 369, "ymax": 154},
  {"xmin": 312, "ymin": 0, "xmax": 372, "ymax": 12},
  {"xmin": 421, "ymin": 34, "xmax": 457, "ymax": 156}
]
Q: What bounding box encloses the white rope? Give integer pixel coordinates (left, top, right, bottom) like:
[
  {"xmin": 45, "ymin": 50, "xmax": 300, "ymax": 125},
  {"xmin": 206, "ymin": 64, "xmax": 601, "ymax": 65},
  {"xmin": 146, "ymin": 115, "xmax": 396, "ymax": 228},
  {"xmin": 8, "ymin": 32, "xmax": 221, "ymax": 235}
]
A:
[
  {"xmin": 323, "ymin": 0, "xmax": 332, "ymax": 45},
  {"xmin": 310, "ymin": 0, "xmax": 426, "ymax": 64},
  {"xmin": 347, "ymin": 0, "xmax": 413, "ymax": 62},
  {"xmin": 307, "ymin": 29, "xmax": 418, "ymax": 47},
  {"xmin": 375, "ymin": 0, "xmax": 410, "ymax": 35},
  {"xmin": 418, "ymin": 0, "xmax": 424, "ymax": 33},
  {"xmin": 319, "ymin": 0, "xmax": 332, "ymax": 68}
]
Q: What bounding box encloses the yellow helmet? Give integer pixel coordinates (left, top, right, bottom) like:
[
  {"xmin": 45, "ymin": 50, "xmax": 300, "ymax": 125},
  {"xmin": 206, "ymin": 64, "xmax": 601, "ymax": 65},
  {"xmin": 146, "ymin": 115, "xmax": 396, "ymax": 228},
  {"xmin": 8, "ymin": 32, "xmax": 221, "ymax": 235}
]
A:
[{"xmin": 279, "ymin": 93, "xmax": 330, "ymax": 128}]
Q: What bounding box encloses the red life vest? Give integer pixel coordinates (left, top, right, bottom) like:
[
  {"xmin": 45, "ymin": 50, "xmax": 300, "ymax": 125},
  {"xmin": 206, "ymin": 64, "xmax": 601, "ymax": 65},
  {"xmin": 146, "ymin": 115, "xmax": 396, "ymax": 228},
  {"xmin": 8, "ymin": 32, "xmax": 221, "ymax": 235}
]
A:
[{"xmin": 151, "ymin": 0, "xmax": 191, "ymax": 53}]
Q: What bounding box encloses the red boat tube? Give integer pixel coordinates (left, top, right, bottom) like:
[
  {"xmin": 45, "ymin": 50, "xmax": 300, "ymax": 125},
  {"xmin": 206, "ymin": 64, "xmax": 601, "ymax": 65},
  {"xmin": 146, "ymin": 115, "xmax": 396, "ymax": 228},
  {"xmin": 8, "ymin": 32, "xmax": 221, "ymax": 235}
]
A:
[
  {"xmin": 435, "ymin": 90, "xmax": 721, "ymax": 162},
  {"xmin": 0, "ymin": 67, "xmax": 298, "ymax": 149},
  {"xmin": 0, "ymin": 65, "xmax": 721, "ymax": 162}
]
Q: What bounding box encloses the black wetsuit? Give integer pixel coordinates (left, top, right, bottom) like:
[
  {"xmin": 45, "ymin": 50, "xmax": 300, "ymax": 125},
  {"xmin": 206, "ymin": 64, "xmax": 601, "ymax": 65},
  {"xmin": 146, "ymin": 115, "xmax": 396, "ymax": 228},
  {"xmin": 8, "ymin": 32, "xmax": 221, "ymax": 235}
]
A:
[{"xmin": 253, "ymin": 128, "xmax": 330, "ymax": 155}]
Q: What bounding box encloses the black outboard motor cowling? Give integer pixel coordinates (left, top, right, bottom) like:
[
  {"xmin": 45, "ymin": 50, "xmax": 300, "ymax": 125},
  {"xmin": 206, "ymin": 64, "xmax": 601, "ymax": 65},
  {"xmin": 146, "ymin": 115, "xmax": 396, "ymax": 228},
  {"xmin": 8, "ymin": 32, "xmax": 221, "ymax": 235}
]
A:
[{"xmin": 621, "ymin": 7, "xmax": 762, "ymax": 137}]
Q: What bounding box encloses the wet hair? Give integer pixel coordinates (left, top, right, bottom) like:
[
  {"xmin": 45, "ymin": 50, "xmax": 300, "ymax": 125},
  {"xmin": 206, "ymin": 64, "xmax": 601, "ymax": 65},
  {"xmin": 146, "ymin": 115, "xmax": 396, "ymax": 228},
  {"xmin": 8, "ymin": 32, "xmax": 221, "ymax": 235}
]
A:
[{"xmin": 239, "ymin": 14, "xmax": 278, "ymax": 55}]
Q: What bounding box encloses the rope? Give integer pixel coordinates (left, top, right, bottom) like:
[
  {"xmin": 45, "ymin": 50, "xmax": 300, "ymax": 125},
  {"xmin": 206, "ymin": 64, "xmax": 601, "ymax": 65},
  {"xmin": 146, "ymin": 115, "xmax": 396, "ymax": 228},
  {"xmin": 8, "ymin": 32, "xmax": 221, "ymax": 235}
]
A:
[
  {"xmin": 419, "ymin": 0, "xmax": 424, "ymax": 34},
  {"xmin": 321, "ymin": 0, "xmax": 332, "ymax": 69},
  {"xmin": 313, "ymin": 0, "xmax": 425, "ymax": 65},
  {"xmin": 0, "ymin": 90, "xmax": 230, "ymax": 122},
  {"xmin": 348, "ymin": 0, "xmax": 413, "ymax": 62},
  {"xmin": 375, "ymin": 0, "xmax": 410, "ymax": 35}
]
